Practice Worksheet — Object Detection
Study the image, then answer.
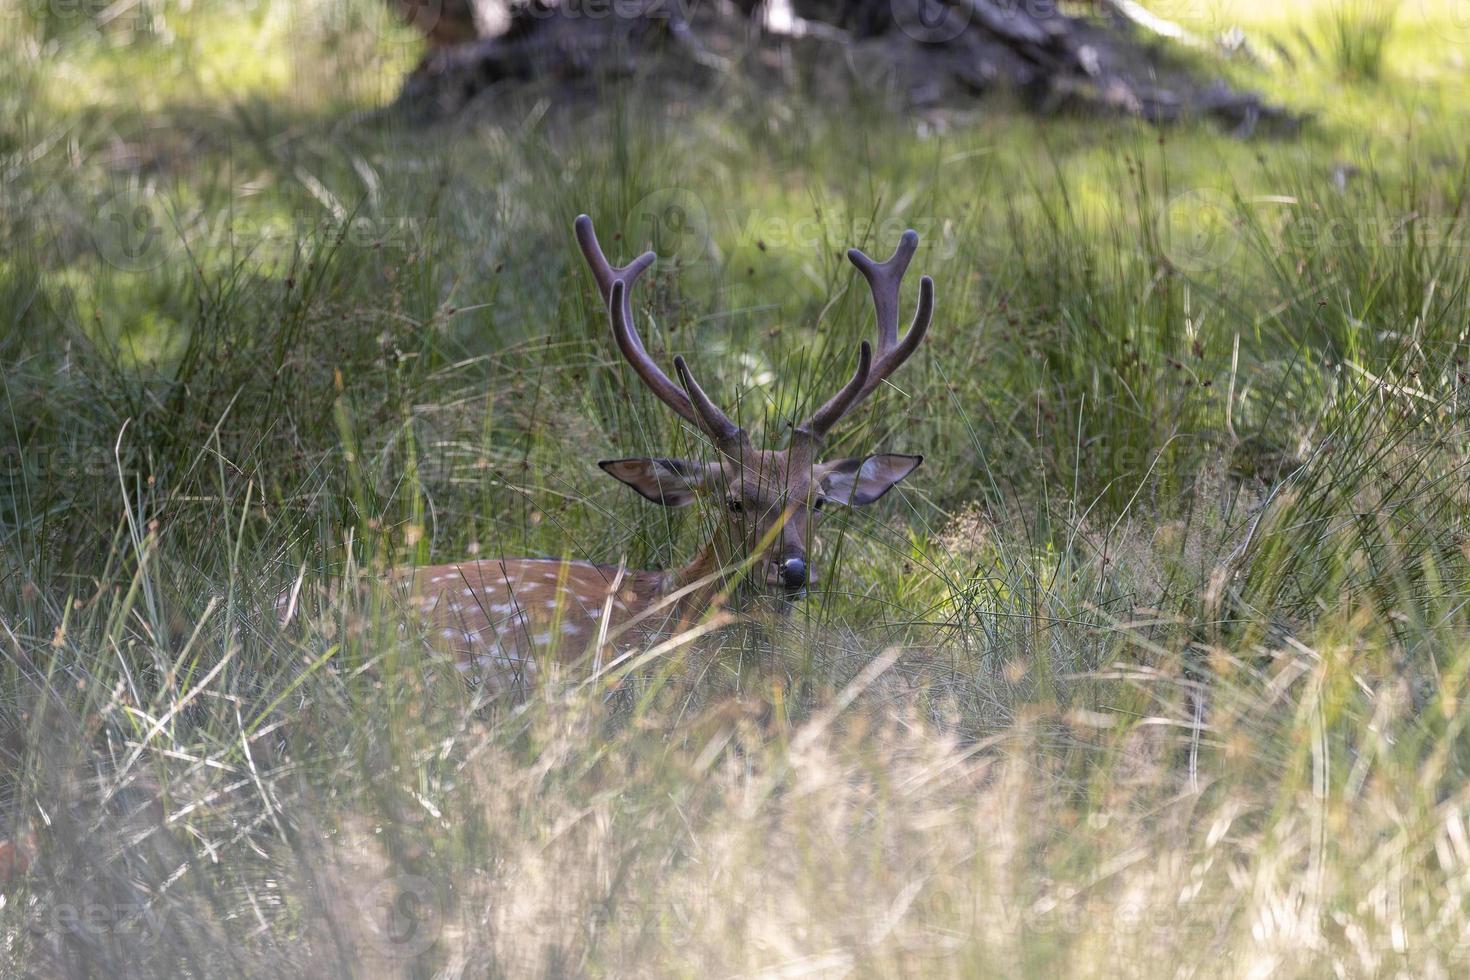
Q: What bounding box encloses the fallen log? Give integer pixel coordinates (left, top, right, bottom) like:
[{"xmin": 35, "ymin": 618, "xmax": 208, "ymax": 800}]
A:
[{"xmin": 385, "ymin": 0, "xmax": 1300, "ymax": 133}]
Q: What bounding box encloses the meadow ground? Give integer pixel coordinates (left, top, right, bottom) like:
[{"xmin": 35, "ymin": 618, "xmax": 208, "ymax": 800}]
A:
[{"xmin": 3, "ymin": 0, "xmax": 1470, "ymax": 975}]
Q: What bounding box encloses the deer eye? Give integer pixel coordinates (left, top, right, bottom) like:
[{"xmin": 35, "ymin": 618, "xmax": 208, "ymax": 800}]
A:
[
  {"xmin": 812, "ymin": 498, "xmax": 825, "ymax": 512},
  {"xmin": 727, "ymin": 498, "xmax": 743, "ymax": 514}
]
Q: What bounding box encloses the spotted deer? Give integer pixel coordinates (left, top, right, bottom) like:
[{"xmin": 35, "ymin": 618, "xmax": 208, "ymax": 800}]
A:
[{"xmin": 283, "ymin": 215, "xmax": 935, "ymax": 690}]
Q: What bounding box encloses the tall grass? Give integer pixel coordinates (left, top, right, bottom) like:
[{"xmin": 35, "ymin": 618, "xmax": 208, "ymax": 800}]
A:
[
  {"xmin": 1315, "ymin": 0, "xmax": 1400, "ymax": 80},
  {"xmin": 4, "ymin": 0, "xmax": 1470, "ymax": 975}
]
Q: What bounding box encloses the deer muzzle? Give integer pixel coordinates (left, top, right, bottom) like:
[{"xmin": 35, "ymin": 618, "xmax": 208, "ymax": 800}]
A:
[{"xmin": 776, "ymin": 557, "xmax": 808, "ymax": 590}]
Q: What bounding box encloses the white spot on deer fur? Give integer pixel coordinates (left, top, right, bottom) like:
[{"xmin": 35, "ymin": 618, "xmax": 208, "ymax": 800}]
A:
[
  {"xmin": 492, "ymin": 603, "xmax": 516, "ymax": 616},
  {"xmin": 544, "ymin": 599, "xmax": 558, "ymax": 610},
  {"xmin": 463, "ymin": 644, "xmax": 520, "ymax": 672},
  {"xmin": 533, "ymin": 632, "xmax": 552, "ymax": 646},
  {"xmin": 441, "ymin": 629, "xmax": 458, "ymax": 640},
  {"xmin": 462, "ymin": 588, "xmax": 475, "ymax": 597},
  {"xmin": 564, "ymin": 623, "xmax": 582, "ymax": 637}
]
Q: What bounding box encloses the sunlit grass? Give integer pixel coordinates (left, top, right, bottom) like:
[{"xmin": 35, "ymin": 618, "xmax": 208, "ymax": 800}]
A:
[{"xmin": 4, "ymin": 0, "xmax": 1470, "ymax": 975}]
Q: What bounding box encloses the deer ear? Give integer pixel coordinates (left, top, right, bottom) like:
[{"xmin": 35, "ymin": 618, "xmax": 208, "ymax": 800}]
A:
[
  {"xmin": 818, "ymin": 454, "xmax": 922, "ymax": 506},
  {"xmin": 598, "ymin": 458, "xmax": 711, "ymax": 507}
]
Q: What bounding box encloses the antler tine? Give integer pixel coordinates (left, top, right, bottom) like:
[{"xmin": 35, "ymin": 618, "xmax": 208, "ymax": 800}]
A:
[
  {"xmin": 575, "ymin": 213, "xmax": 655, "ymax": 301},
  {"xmin": 673, "ymin": 356, "xmax": 745, "ymax": 449},
  {"xmin": 865, "ymin": 272, "xmax": 934, "ymax": 394},
  {"xmin": 792, "ymin": 230, "xmax": 934, "ymax": 448},
  {"xmin": 609, "ymin": 280, "xmax": 744, "ymax": 445},
  {"xmin": 791, "ymin": 342, "xmax": 871, "ymax": 446},
  {"xmin": 847, "ymin": 229, "xmax": 918, "ymax": 349},
  {"xmin": 578, "ymin": 213, "xmax": 701, "ymax": 430},
  {"xmin": 576, "ymin": 214, "xmax": 672, "ymax": 388}
]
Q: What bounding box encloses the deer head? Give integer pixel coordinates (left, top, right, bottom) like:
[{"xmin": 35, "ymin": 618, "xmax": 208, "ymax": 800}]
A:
[{"xmin": 576, "ymin": 214, "xmax": 933, "ymax": 601}]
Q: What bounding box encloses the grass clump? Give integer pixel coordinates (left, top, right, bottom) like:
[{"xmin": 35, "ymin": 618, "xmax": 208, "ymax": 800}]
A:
[
  {"xmin": 1316, "ymin": 0, "xmax": 1401, "ymax": 80},
  {"xmin": 4, "ymin": 0, "xmax": 1470, "ymax": 976}
]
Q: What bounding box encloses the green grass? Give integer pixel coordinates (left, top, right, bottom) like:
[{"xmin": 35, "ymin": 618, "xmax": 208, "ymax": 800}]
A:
[
  {"xmin": 4, "ymin": 0, "xmax": 1470, "ymax": 975},
  {"xmin": 1315, "ymin": 0, "xmax": 1402, "ymax": 79}
]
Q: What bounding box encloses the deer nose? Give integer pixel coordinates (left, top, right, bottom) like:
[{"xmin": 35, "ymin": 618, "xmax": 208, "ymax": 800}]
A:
[{"xmin": 778, "ymin": 557, "xmax": 808, "ymax": 590}]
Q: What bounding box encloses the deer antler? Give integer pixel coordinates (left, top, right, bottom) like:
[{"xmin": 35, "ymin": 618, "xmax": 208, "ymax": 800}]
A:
[
  {"xmin": 576, "ymin": 214, "xmax": 745, "ymax": 450},
  {"xmin": 792, "ymin": 229, "xmax": 934, "ymax": 452}
]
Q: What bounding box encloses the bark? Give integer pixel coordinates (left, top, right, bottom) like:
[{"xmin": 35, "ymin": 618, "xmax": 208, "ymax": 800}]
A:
[{"xmin": 385, "ymin": 0, "xmax": 1300, "ymax": 134}]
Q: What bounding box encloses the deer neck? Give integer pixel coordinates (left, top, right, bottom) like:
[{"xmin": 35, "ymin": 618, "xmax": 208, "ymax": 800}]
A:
[{"xmin": 645, "ymin": 538, "xmax": 727, "ymax": 628}]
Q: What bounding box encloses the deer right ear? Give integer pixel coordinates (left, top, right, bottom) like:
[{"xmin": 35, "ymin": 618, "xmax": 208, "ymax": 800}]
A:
[{"xmin": 598, "ymin": 458, "xmax": 711, "ymax": 507}]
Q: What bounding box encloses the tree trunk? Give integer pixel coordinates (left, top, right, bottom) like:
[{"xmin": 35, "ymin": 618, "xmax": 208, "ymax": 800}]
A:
[{"xmin": 385, "ymin": 0, "xmax": 1299, "ymax": 134}]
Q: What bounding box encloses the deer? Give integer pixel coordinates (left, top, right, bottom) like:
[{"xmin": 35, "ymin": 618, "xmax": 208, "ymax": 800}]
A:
[{"xmin": 281, "ymin": 215, "xmax": 934, "ymax": 692}]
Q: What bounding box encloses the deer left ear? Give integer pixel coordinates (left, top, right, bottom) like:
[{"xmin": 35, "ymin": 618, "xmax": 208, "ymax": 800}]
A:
[
  {"xmin": 598, "ymin": 458, "xmax": 712, "ymax": 507},
  {"xmin": 818, "ymin": 454, "xmax": 923, "ymax": 506}
]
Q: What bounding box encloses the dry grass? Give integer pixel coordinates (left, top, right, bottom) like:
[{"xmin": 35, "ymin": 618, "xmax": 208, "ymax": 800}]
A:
[{"xmin": 6, "ymin": 1, "xmax": 1470, "ymax": 976}]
